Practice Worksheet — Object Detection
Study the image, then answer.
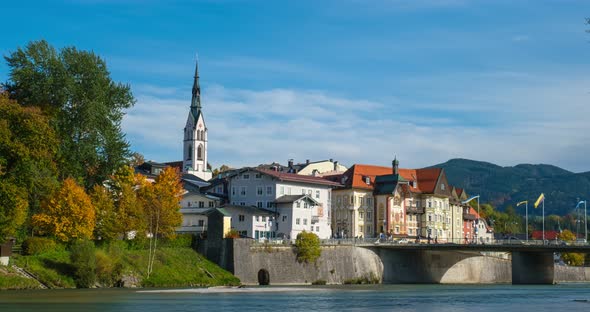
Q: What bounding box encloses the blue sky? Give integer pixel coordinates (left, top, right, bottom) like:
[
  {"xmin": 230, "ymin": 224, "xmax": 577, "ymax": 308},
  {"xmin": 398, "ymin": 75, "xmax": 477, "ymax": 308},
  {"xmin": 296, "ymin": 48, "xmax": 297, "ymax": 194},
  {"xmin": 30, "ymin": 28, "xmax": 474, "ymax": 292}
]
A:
[{"xmin": 1, "ymin": 0, "xmax": 590, "ymax": 172}]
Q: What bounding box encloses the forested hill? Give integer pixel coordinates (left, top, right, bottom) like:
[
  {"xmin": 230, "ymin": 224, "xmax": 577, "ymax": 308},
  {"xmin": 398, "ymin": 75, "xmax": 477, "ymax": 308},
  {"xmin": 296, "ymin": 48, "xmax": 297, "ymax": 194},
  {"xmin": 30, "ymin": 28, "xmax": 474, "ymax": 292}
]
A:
[{"xmin": 432, "ymin": 159, "xmax": 590, "ymax": 216}]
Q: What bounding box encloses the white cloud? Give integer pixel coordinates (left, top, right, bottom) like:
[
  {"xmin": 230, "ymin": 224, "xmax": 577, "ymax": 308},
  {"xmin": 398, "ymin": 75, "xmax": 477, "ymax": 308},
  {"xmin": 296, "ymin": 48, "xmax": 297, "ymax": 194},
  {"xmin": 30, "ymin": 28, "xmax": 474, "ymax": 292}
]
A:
[{"xmin": 122, "ymin": 70, "xmax": 590, "ymax": 172}]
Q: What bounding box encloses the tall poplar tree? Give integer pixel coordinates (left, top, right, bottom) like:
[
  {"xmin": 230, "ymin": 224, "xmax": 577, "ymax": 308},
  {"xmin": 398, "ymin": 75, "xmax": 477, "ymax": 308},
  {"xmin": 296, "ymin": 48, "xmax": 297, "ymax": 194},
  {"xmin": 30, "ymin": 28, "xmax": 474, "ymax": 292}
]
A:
[{"xmin": 3, "ymin": 40, "xmax": 135, "ymax": 188}]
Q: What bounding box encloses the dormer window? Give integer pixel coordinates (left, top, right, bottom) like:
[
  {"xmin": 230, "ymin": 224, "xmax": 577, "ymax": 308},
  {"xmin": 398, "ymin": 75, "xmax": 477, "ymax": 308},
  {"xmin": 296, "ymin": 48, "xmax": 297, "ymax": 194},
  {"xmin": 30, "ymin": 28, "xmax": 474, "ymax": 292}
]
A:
[
  {"xmin": 441, "ymin": 183, "xmax": 445, "ymax": 191},
  {"xmin": 365, "ymin": 176, "xmax": 371, "ymax": 185}
]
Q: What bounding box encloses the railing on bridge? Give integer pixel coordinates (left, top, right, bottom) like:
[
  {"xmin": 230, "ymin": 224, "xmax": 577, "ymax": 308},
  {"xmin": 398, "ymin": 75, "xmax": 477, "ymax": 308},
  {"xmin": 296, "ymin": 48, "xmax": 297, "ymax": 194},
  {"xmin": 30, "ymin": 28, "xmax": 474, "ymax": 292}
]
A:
[{"xmin": 249, "ymin": 237, "xmax": 590, "ymax": 247}]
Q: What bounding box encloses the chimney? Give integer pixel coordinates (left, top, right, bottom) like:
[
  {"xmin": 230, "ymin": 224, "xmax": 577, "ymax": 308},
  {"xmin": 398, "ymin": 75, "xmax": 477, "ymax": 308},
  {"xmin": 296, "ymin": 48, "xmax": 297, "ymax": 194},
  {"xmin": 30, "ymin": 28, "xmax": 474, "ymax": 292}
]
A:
[
  {"xmin": 329, "ymin": 158, "xmax": 333, "ymax": 163},
  {"xmin": 334, "ymin": 161, "xmax": 339, "ymax": 171},
  {"xmin": 392, "ymin": 157, "xmax": 399, "ymax": 175},
  {"xmin": 288, "ymin": 159, "xmax": 294, "ymax": 168},
  {"xmin": 306, "ymin": 159, "xmax": 310, "ymax": 165}
]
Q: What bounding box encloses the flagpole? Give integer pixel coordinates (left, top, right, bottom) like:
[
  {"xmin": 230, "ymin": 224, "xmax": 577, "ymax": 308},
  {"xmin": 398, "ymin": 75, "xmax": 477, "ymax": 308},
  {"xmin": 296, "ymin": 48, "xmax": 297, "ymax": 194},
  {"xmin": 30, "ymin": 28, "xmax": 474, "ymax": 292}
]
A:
[
  {"xmin": 524, "ymin": 200, "xmax": 529, "ymax": 241},
  {"xmin": 542, "ymin": 199, "xmax": 545, "ymax": 242},
  {"xmin": 585, "ymin": 201, "xmax": 587, "ymax": 243}
]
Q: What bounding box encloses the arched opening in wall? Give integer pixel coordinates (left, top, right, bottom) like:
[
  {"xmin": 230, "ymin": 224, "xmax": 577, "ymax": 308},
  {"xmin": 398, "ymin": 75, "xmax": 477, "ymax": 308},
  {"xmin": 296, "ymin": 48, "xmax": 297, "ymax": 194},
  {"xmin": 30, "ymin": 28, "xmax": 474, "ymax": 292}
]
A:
[
  {"xmin": 258, "ymin": 269, "xmax": 270, "ymax": 285},
  {"xmin": 197, "ymin": 144, "xmax": 203, "ymax": 160}
]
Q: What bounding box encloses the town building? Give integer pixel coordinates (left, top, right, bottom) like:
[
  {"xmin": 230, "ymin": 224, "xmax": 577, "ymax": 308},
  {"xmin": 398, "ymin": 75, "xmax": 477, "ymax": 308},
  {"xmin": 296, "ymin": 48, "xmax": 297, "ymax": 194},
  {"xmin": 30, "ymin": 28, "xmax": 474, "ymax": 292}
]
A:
[
  {"xmin": 226, "ymin": 168, "xmax": 341, "ymax": 239},
  {"xmin": 177, "ymin": 191, "xmax": 220, "ymax": 235},
  {"xmin": 219, "ymin": 204, "xmax": 275, "ymax": 239}
]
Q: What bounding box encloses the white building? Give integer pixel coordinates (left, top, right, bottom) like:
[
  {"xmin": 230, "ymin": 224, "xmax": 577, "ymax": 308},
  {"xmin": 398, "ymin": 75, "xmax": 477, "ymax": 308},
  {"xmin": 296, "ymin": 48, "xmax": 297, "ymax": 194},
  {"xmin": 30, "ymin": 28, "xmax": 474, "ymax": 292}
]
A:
[
  {"xmin": 177, "ymin": 191, "xmax": 220, "ymax": 234},
  {"xmin": 220, "ymin": 204, "xmax": 275, "ymax": 239},
  {"xmin": 227, "ymin": 168, "xmax": 341, "ymax": 239},
  {"xmin": 274, "ymin": 194, "xmax": 323, "ymax": 239}
]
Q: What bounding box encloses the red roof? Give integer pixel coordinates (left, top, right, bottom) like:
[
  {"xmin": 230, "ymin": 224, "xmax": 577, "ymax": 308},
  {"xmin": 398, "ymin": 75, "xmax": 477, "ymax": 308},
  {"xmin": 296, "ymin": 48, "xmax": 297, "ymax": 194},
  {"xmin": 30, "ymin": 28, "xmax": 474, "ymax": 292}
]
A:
[
  {"xmin": 531, "ymin": 230, "xmax": 559, "ymax": 240},
  {"xmin": 340, "ymin": 164, "xmax": 442, "ymax": 194},
  {"xmin": 257, "ymin": 169, "xmax": 342, "ymax": 187}
]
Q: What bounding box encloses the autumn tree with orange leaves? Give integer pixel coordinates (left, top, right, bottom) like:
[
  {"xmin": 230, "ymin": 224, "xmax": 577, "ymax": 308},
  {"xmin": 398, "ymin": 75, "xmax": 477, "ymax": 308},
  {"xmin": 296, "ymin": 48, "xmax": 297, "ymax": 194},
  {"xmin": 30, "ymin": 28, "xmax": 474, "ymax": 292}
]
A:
[
  {"xmin": 138, "ymin": 167, "xmax": 183, "ymax": 276},
  {"xmin": 32, "ymin": 178, "xmax": 96, "ymax": 242}
]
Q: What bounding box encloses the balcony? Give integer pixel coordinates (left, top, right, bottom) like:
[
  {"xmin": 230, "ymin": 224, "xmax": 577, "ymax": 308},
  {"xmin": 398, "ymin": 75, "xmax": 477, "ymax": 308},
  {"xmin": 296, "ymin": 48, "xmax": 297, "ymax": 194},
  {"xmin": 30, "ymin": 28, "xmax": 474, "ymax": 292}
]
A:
[
  {"xmin": 463, "ymin": 213, "xmax": 477, "ymax": 221},
  {"xmin": 406, "ymin": 206, "xmax": 424, "ymax": 214},
  {"xmin": 311, "ymin": 216, "xmax": 320, "ymax": 224}
]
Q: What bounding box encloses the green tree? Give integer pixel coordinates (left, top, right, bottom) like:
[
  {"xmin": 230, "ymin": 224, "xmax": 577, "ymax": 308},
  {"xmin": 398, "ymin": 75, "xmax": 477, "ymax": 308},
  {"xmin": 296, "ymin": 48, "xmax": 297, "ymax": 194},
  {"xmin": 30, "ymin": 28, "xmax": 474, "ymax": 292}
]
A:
[
  {"xmin": 107, "ymin": 166, "xmax": 146, "ymax": 239},
  {"xmin": 0, "ymin": 93, "xmax": 58, "ymax": 239},
  {"xmin": 70, "ymin": 240, "xmax": 97, "ymax": 288},
  {"xmin": 3, "ymin": 40, "xmax": 135, "ymax": 188},
  {"xmin": 558, "ymin": 229, "xmax": 585, "ymax": 266},
  {"xmin": 295, "ymin": 231, "xmax": 321, "ymax": 263}
]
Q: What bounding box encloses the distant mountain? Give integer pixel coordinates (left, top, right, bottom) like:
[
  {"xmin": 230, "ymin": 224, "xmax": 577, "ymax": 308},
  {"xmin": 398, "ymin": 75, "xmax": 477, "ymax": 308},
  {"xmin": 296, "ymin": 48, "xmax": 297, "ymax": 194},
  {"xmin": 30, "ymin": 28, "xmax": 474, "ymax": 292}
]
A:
[{"xmin": 432, "ymin": 159, "xmax": 590, "ymax": 216}]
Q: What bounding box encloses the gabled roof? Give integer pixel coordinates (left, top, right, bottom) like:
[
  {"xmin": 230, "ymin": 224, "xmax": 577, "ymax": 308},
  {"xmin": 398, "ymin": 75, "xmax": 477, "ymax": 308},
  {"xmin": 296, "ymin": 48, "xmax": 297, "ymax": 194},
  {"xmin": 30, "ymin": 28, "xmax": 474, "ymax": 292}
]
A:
[
  {"xmin": 253, "ymin": 168, "xmax": 342, "ymax": 187},
  {"xmin": 339, "ymin": 164, "xmax": 440, "ymax": 194},
  {"xmin": 274, "ymin": 194, "xmax": 319, "ymax": 205}
]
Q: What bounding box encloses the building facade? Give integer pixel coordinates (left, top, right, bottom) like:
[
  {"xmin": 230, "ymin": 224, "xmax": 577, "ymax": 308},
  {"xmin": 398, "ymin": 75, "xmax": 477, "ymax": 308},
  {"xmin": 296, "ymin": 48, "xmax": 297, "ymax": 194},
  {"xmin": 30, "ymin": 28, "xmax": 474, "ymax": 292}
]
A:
[{"xmin": 227, "ymin": 168, "xmax": 340, "ymax": 239}]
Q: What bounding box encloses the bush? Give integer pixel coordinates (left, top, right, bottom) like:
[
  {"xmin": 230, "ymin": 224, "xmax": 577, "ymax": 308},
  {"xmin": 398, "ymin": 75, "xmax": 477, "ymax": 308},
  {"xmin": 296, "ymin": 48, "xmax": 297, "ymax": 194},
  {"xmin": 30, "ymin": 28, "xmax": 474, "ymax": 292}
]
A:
[
  {"xmin": 312, "ymin": 280, "xmax": 327, "ymax": 285},
  {"xmin": 160, "ymin": 234, "xmax": 194, "ymax": 248},
  {"xmin": 70, "ymin": 240, "xmax": 96, "ymax": 288},
  {"xmin": 225, "ymin": 229, "xmax": 240, "ymax": 239},
  {"xmin": 95, "ymin": 249, "xmax": 124, "ymax": 287},
  {"xmin": 22, "ymin": 237, "xmax": 57, "ymax": 255},
  {"xmin": 295, "ymin": 231, "xmax": 321, "ymax": 263}
]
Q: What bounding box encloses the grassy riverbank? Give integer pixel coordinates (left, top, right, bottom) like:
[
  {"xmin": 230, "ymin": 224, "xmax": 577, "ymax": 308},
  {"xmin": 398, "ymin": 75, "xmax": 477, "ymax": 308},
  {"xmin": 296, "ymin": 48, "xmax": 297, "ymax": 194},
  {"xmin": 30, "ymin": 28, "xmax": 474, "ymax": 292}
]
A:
[
  {"xmin": 10, "ymin": 239, "xmax": 239, "ymax": 289},
  {"xmin": 0, "ymin": 266, "xmax": 42, "ymax": 290}
]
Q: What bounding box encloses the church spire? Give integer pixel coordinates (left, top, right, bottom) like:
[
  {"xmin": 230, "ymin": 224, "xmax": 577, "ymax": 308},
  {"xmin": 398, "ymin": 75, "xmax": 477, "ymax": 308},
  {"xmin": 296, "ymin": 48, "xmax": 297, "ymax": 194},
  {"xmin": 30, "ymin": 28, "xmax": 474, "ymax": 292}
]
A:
[{"xmin": 190, "ymin": 56, "xmax": 201, "ymax": 111}]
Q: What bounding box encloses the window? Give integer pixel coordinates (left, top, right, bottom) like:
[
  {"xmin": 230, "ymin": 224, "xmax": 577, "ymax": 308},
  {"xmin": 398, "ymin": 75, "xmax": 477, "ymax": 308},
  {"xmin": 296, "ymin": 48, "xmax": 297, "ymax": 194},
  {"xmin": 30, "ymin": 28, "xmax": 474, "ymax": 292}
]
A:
[
  {"xmin": 266, "ymin": 202, "xmax": 274, "ymax": 208},
  {"xmin": 315, "ymin": 190, "xmax": 320, "ymax": 199},
  {"xmin": 231, "ymin": 187, "xmax": 236, "ymax": 196},
  {"xmin": 287, "ymin": 187, "xmax": 292, "ymax": 195},
  {"xmin": 428, "ymin": 201, "xmax": 432, "ymax": 208},
  {"xmin": 308, "ymin": 190, "xmax": 312, "ymax": 195},
  {"xmin": 257, "ymin": 201, "xmax": 263, "ymax": 208},
  {"xmin": 311, "ymin": 226, "xmax": 314, "ymax": 231},
  {"xmin": 280, "ymin": 186, "xmax": 284, "ymax": 195},
  {"xmin": 359, "ymin": 197, "xmax": 364, "ymax": 206},
  {"xmin": 296, "ymin": 218, "xmax": 300, "ymax": 225},
  {"xmin": 217, "ymin": 186, "xmax": 223, "ymax": 193},
  {"xmin": 359, "ymin": 211, "xmax": 364, "ymax": 220},
  {"xmin": 282, "ymin": 216, "xmax": 287, "ymax": 222},
  {"xmin": 255, "ymin": 173, "xmax": 262, "ymax": 179},
  {"xmin": 303, "ymin": 202, "xmax": 308, "ymax": 209},
  {"xmin": 239, "ymin": 215, "xmax": 245, "ymax": 222},
  {"xmin": 240, "ymin": 202, "xmax": 245, "ymax": 206},
  {"xmin": 316, "ymin": 226, "xmax": 320, "ymax": 232},
  {"xmin": 303, "ymin": 219, "xmax": 308, "ymax": 225},
  {"xmin": 240, "ymin": 186, "xmax": 246, "ymax": 196},
  {"xmin": 256, "ymin": 216, "xmax": 260, "ymax": 222},
  {"xmin": 296, "ymin": 201, "xmax": 301, "ymax": 208},
  {"xmin": 209, "ymin": 201, "xmax": 215, "ymax": 208},
  {"xmin": 187, "ymin": 144, "xmax": 192, "ymax": 160},
  {"xmin": 197, "ymin": 144, "xmax": 203, "ymax": 160},
  {"xmin": 198, "ymin": 220, "xmax": 204, "ymax": 227},
  {"xmin": 257, "ymin": 186, "xmax": 263, "ymax": 196},
  {"xmin": 198, "ymin": 201, "xmax": 204, "ymax": 208},
  {"xmin": 428, "ymin": 214, "xmax": 432, "ymax": 221},
  {"xmin": 367, "ymin": 210, "xmax": 372, "ymax": 221},
  {"xmin": 262, "ymin": 216, "xmax": 266, "ymax": 222},
  {"xmin": 337, "ymin": 196, "xmax": 341, "ymax": 204},
  {"xmin": 350, "ymin": 196, "xmax": 354, "ymax": 205},
  {"xmin": 441, "ymin": 183, "xmax": 445, "ymax": 191},
  {"xmin": 302, "ymin": 188, "xmax": 306, "ymax": 195},
  {"xmin": 409, "ymin": 228, "xmax": 413, "ymax": 235},
  {"xmin": 367, "ymin": 197, "xmax": 373, "ymax": 206},
  {"xmin": 365, "ymin": 176, "xmax": 370, "ymax": 185},
  {"xmin": 266, "ymin": 186, "xmax": 273, "ymax": 195}
]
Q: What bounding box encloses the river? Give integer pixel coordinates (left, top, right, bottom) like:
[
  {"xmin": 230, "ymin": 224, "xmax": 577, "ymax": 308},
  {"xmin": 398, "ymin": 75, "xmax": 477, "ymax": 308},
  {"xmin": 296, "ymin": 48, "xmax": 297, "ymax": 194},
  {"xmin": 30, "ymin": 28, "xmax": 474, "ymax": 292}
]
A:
[{"xmin": 1, "ymin": 284, "xmax": 589, "ymax": 311}]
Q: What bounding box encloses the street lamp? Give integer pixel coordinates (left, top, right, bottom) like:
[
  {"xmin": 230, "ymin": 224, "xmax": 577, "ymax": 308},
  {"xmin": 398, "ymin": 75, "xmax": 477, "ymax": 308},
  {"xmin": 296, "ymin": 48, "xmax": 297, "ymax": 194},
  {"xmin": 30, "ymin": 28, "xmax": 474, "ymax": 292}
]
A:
[
  {"xmin": 576, "ymin": 200, "xmax": 587, "ymax": 242},
  {"xmin": 517, "ymin": 201, "xmax": 529, "ymax": 241}
]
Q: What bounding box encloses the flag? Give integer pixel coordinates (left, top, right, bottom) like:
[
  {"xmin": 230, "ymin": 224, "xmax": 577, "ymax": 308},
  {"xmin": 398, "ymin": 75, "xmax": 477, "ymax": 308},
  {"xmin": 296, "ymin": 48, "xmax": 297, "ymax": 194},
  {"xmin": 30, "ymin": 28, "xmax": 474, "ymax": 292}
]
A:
[
  {"xmin": 516, "ymin": 201, "xmax": 527, "ymax": 207},
  {"xmin": 534, "ymin": 193, "xmax": 544, "ymax": 209}
]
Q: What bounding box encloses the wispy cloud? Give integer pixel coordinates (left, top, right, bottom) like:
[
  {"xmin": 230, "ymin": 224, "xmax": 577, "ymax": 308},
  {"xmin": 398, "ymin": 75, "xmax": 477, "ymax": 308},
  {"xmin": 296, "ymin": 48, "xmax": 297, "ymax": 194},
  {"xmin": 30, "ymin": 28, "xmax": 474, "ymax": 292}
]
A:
[{"xmin": 123, "ymin": 69, "xmax": 590, "ymax": 172}]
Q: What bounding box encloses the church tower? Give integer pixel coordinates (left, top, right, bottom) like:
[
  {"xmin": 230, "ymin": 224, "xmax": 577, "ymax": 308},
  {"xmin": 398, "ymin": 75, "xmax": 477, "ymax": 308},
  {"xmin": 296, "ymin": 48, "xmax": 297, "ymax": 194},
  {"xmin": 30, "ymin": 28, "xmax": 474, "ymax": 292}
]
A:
[{"xmin": 183, "ymin": 59, "xmax": 212, "ymax": 181}]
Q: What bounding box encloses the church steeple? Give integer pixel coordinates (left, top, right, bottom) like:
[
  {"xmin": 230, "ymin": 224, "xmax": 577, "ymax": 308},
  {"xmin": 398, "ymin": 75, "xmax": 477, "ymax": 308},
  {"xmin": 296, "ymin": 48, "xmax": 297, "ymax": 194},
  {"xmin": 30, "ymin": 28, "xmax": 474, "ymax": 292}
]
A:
[
  {"xmin": 190, "ymin": 58, "xmax": 201, "ymax": 119},
  {"xmin": 183, "ymin": 57, "xmax": 212, "ymax": 181}
]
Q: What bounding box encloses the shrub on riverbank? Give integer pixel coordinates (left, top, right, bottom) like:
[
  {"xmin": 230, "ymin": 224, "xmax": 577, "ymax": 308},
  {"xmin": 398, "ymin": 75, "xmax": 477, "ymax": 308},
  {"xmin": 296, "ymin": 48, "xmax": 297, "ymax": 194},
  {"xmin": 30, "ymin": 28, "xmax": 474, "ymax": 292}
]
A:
[{"xmin": 295, "ymin": 232, "xmax": 321, "ymax": 263}]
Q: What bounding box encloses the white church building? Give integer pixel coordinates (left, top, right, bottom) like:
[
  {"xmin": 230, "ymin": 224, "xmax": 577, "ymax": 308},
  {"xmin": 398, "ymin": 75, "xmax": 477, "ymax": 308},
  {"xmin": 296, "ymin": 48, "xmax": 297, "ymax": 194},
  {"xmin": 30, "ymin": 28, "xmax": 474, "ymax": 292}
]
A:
[{"xmin": 182, "ymin": 60, "xmax": 212, "ymax": 181}]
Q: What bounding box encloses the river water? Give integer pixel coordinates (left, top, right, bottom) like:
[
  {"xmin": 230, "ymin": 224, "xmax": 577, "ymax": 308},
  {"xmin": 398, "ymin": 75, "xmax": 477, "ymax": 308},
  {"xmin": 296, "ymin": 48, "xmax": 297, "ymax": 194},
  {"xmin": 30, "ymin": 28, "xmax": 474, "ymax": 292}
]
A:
[{"xmin": 1, "ymin": 284, "xmax": 589, "ymax": 311}]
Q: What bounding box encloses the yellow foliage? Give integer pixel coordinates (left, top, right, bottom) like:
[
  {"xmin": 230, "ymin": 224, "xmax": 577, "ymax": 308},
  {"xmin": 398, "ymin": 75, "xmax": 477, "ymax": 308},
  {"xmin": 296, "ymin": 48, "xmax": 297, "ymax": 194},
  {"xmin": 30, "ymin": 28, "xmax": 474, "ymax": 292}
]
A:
[
  {"xmin": 139, "ymin": 167, "xmax": 183, "ymax": 238},
  {"xmin": 32, "ymin": 178, "xmax": 95, "ymax": 242}
]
